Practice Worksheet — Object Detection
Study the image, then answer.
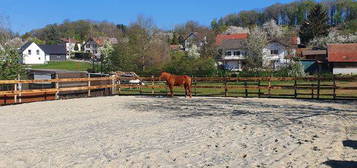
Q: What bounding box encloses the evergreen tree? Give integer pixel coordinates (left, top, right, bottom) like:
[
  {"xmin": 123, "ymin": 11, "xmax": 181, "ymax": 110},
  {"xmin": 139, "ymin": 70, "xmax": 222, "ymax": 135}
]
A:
[{"xmin": 299, "ymin": 4, "xmax": 330, "ymax": 45}]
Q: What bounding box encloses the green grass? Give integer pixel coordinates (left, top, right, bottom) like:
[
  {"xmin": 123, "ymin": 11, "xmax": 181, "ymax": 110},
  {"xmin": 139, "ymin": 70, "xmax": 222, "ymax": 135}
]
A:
[{"xmin": 29, "ymin": 61, "xmax": 92, "ymax": 71}]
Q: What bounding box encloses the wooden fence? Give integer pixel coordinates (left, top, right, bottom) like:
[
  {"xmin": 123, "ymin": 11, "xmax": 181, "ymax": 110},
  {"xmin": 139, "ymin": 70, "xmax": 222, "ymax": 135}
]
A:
[{"xmin": 1, "ymin": 75, "xmax": 357, "ymax": 105}]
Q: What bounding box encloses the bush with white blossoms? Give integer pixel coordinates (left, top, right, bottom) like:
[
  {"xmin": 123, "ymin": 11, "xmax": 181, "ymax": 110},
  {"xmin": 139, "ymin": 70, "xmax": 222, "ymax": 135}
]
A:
[{"xmin": 309, "ymin": 31, "xmax": 357, "ymax": 49}]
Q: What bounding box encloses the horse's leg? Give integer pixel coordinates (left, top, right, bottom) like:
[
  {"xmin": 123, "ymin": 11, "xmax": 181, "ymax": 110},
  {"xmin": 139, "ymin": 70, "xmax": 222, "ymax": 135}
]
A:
[
  {"xmin": 184, "ymin": 85, "xmax": 188, "ymax": 98},
  {"xmin": 169, "ymin": 85, "xmax": 174, "ymax": 97}
]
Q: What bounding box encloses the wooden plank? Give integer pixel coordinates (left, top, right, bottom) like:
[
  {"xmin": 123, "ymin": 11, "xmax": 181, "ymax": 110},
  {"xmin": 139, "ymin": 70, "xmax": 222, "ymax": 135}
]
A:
[{"xmin": 0, "ymin": 77, "xmax": 113, "ymax": 84}]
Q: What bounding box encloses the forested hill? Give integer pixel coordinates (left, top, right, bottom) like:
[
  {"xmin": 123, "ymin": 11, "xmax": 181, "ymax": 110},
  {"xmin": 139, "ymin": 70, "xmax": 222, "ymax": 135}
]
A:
[
  {"xmin": 212, "ymin": 0, "xmax": 356, "ymax": 33},
  {"xmin": 22, "ymin": 20, "xmax": 127, "ymax": 44}
]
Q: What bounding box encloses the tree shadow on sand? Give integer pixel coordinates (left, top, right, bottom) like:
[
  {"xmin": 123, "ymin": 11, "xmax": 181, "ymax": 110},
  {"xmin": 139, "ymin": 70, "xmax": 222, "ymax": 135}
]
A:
[{"xmin": 323, "ymin": 160, "xmax": 357, "ymax": 168}]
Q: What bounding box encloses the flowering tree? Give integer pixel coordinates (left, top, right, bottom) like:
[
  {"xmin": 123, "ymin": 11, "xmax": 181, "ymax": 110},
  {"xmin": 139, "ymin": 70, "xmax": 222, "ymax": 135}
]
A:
[
  {"xmin": 309, "ymin": 31, "xmax": 357, "ymax": 49},
  {"xmin": 245, "ymin": 26, "xmax": 268, "ymax": 70},
  {"xmin": 0, "ymin": 47, "xmax": 25, "ymax": 80},
  {"xmin": 99, "ymin": 41, "xmax": 114, "ymax": 73},
  {"xmin": 263, "ymin": 19, "xmax": 283, "ymax": 39}
]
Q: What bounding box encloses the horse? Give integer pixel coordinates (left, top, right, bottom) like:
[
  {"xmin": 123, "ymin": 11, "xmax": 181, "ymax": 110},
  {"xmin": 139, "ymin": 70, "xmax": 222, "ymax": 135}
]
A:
[{"xmin": 159, "ymin": 72, "xmax": 192, "ymax": 98}]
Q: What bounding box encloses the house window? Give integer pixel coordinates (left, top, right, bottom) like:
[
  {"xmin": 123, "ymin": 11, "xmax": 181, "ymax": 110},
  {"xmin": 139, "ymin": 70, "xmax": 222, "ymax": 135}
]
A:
[
  {"xmin": 86, "ymin": 44, "xmax": 90, "ymax": 48},
  {"xmin": 233, "ymin": 51, "xmax": 241, "ymax": 56},
  {"xmin": 36, "ymin": 50, "xmax": 40, "ymax": 55},
  {"xmin": 271, "ymin": 50, "xmax": 279, "ymax": 55},
  {"xmin": 28, "ymin": 50, "xmax": 31, "ymax": 55},
  {"xmin": 94, "ymin": 50, "xmax": 97, "ymax": 54},
  {"xmin": 225, "ymin": 51, "xmax": 232, "ymax": 56}
]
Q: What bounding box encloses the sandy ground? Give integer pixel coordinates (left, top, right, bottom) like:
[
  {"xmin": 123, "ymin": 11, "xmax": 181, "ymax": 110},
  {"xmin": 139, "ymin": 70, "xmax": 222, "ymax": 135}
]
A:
[{"xmin": 0, "ymin": 96, "xmax": 356, "ymax": 168}]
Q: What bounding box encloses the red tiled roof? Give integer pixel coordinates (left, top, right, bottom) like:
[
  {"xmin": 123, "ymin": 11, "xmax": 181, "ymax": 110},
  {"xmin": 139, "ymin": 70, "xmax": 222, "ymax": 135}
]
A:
[
  {"xmin": 216, "ymin": 33, "xmax": 248, "ymax": 45},
  {"xmin": 328, "ymin": 43, "xmax": 357, "ymax": 62}
]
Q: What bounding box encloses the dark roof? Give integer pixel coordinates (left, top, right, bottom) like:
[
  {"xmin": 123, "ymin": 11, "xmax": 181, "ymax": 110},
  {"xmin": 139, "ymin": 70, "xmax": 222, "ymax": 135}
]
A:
[
  {"xmin": 19, "ymin": 42, "xmax": 33, "ymax": 52},
  {"xmin": 218, "ymin": 39, "xmax": 247, "ymax": 49},
  {"xmin": 39, "ymin": 44, "xmax": 66, "ymax": 55},
  {"xmin": 328, "ymin": 43, "xmax": 357, "ymax": 62}
]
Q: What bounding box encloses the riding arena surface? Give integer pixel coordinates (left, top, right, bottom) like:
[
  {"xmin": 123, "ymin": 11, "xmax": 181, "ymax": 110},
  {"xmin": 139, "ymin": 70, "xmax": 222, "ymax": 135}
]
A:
[{"xmin": 0, "ymin": 96, "xmax": 356, "ymax": 167}]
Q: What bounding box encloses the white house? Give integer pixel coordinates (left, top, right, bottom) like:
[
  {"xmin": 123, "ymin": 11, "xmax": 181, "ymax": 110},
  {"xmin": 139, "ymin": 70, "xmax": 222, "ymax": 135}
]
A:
[
  {"xmin": 19, "ymin": 42, "xmax": 48, "ymax": 64},
  {"xmin": 19, "ymin": 42, "xmax": 67, "ymax": 64},
  {"xmin": 262, "ymin": 41, "xmax": 291, "ymax": 69},
  {"xmin": 61, "ymin": 38, "xmax": 82, "ymax": 58},
  {"xmin": 216, "ymin": 34, "xmax": 298, "ymax": 71}
]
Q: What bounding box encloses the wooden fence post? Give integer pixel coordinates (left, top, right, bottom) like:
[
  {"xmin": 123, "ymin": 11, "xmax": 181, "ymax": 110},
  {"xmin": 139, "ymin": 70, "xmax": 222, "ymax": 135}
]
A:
[
  {"xmin": 118, "ymin": 76, "xmax": 121, "ymax": 95},
  {"xmin": 294, "ymin": 77, "xmax": 297, "ymax": 99},
  {"xmin": 224, "ymin": 76, "xmax": 228, "ymax": 97},
  {"xmin": 317, "ymin": 73, "xmax": 321, "ymax": 99},
  {"xmin": 244, "ymin": 81, "xmax": 248, "ymax": 97},
  {"xmin": 311, "ymin": 83, "xmax": 314, "ymax": 99},
  {"xmin": 111, "ymin": 76, "xmax": 115, "ymax": 95},
  {"xmin": 55, "ymin": 74, "xmax": 59, "ymax": 100},
  {"xmin": 88, "ymin": 74, "xmax": 91, "ymax": 97},
  {"xmin": 18, "ymin": 75, "xmax": 22, "ymax": 103},
  {"xmin": 14, "ymin": 77, "xmax": 18, "ymax": 104},
  {"xmin": 194, "ymin": 76, "xmax": 197, "ymax": 96},
  {"xmin": 333, "ymin": 75, "xmax": 336, "ymax": 100},
  {"xmin": 258, "ymin": 80, "xmax": 261, "ymax": 98},
  {"xmin": 268, "ymin": 76, "xmax": 272, "ymax": 98},
  {"xmin": 151, "ymin": 75, "xmax": 154, "ymax": 96}
]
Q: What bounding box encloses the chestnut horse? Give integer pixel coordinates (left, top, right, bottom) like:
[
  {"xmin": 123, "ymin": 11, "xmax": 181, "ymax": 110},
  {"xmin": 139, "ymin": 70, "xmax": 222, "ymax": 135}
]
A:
[{"xmin": 159, "ymin": 72, "xmax": 192, "ymax": 98}]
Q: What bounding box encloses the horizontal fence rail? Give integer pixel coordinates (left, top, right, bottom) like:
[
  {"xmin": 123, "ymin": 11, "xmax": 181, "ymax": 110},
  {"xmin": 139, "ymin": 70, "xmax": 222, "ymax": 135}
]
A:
[{"xmin": 1, "ymin": 75, "xmax": 357, "ymax": 105}]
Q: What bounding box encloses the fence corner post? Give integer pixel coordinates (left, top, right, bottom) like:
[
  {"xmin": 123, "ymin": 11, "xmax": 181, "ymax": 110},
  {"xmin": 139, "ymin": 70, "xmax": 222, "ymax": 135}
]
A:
[{"xmin": 55, "ymin": 74, "xmax": 59, "ymax": 100}]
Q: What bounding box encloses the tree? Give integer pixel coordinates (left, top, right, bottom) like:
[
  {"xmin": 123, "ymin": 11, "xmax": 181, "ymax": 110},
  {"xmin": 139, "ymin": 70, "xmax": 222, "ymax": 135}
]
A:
[
  {"xmin": 245, "ymin": 26, "xmax": 268, "ymax": 70},
  {"xmin": 0, "ymin": 47, "xmax": 25, "ymax": 80},
  {"xmin": 99, "ymin": 41, "xmax": 114, "ymax": 73},
  {"xmin": 263, "ymin": 19, "xmax": 283, "ymax": 39},
  {"xmin": 299, "ymin": 4, "xmax": 330, "ymax": 45},
  {"xmin": 309, "ymin": 30, "xmax": 357, "ymax": 49}
]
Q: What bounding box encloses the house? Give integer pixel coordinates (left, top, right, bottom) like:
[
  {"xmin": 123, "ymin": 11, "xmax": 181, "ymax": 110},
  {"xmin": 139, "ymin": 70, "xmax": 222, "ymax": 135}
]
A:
[
  {"xmin": 19, "ymin": 42, "xmax": 67, "ymax": 64},
  {"xmin": 83, "ymin": 37, "xmax": 118, "ymax": 59},
  {"xmin": 39, "ymin": 44, "xmax": 67, "ymax": 61},
  {"xmin": 61, "ymin": 38, "xmax": 82, "ymax": 58},
  {"xmin": 19, "ymin": 42, "xmax": 48, "ymax": 64},
  {"xmin": 183, "ymin": 32, "xmax": 207, "ymax": 57},
  {"xmin": 328, "ymin": 43, "xmax": 357, "ymax": 75},
  {"xmin": 262, "ymin": 40, "xmax": 291, "ymax": 69},
  {"xmin": 216, "ymin": 33, "xmax": 299, "ymax": 71},
  {"xmin": 216, "ymin": 33, "xmax": 249, "ymax": 71}
]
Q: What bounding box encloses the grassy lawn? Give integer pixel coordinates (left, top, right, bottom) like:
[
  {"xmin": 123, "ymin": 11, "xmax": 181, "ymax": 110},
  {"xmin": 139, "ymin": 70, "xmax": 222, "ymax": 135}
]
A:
[{"xmin": 28, "ymin": 61, "xmax": 92, "ymax": 71}]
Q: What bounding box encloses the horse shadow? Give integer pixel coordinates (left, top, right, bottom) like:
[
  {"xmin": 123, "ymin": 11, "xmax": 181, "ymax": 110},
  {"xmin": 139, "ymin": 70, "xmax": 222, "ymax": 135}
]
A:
[{"xmin": 343, "ymin": 140, "xmax": 357, "ymax": 149}]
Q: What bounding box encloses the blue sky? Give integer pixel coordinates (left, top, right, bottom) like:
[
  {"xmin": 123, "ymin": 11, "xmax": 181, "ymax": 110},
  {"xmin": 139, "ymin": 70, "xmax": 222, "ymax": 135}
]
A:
[{"xmin": 0, "ymin": 0, "xmax": 296, "ymax": 34}]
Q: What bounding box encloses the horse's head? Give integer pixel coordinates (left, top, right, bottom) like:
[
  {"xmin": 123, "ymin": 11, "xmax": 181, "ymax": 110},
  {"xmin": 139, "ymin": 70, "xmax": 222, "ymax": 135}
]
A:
[{"xmin": 159, "ymin": 72, "xmax": 169, "ymax": 81}]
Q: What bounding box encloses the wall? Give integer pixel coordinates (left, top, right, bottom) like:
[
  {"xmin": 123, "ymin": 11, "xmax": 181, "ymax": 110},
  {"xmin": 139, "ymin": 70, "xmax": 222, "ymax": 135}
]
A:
[
  {"xmin": 333, "ymin": 68, "xmax": 357, "ymax": 74},
  {"xmin": 21, "ymin": 43, "xmax": 47, "ymax": 64}
]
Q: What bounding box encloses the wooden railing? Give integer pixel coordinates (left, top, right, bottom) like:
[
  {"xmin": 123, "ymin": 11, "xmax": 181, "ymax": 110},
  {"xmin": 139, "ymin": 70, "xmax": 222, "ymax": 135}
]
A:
[{"xmin": 1, "ymin": 75, "xmax": 357, "ymax": 105}]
